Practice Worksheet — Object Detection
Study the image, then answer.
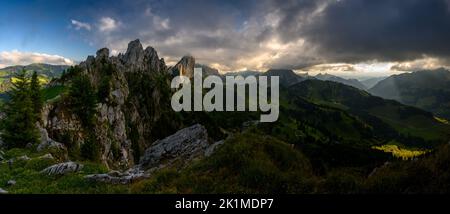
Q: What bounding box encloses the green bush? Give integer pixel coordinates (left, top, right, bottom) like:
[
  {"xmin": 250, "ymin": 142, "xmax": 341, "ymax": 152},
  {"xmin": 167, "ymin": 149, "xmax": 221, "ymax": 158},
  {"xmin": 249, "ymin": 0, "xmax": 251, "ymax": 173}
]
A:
[{"xmin": 24, "ymin": 158, "xmax": 56, "ymax": 171}]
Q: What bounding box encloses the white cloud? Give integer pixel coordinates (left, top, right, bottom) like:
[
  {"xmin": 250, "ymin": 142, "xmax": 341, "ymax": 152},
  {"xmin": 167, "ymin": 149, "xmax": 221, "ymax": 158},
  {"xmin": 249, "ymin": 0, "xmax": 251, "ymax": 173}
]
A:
[
  {"xmin": 0, "ymin": 50, "xmax": 74, "ymax": 68},
  {"xmin": 390, "ymin": 57, "xmax": 450, "ymax": 71},
  {"xmin": 99, "ymin": 17, "xmax": 119, "ymax": 32},
  {"xmin": 145, "ymin": 7, "xmax": 170, "ymax": 30},
  {"xmin": 71, "ymin": 19, "xmax": 91, "ymax": 31}
]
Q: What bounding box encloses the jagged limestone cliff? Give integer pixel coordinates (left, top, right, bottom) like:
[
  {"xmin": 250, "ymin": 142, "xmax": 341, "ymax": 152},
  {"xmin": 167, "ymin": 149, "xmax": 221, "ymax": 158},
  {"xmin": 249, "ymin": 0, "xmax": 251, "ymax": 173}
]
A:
[{"xmin": 42, "ymin": 39, "xmax": 184, "ymax": 169}]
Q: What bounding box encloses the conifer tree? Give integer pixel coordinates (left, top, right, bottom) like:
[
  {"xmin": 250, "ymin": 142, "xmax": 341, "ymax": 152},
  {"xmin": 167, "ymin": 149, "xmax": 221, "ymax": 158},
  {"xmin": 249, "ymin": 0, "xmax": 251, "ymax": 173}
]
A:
[
  {"xmin": 30, "ymin": 71, "xmax": 43, "ymax": 117},
  {"xmin": 1, "ymin": 69, "xmax": 40, "ymax": 148},
  {"xmin": 68, "ymin": 74, "xmax": 97, "ymax": 128}
]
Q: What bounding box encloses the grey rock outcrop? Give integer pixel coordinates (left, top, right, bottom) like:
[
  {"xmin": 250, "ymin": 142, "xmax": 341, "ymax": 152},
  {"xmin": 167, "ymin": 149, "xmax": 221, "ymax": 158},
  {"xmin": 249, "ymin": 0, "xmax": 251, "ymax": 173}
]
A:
[
  {"xmin": 37, "ymin": 154, "xmax": 54, "ymax": 160},
  {"xmin": 86, "ymin": 124, "xmax": 226, "ymax": 184},
  {"xmin": 85, "ymin": 168, "xmax": 148, "ymax": 184},
  {"xmin": 139, "ymin": 124, "xmax": 220, "ymax": 170},
  {"xmin": 36, "ymin": 123, "xmax": 67, "ymax": 155},
  {"xmin": 205, "ymin": 140, "xmax": 224, "ymax": 157},
  {"xmin": 41, "ymin": 162, "xmax": 83, "ymax": 176},
  {"xmin": 17, "ymin": 155, "xmax": 31, "ymax": 161},
  {"xmin": 121, "ymin": 39, "xmax": 145, "ymax": 71}
]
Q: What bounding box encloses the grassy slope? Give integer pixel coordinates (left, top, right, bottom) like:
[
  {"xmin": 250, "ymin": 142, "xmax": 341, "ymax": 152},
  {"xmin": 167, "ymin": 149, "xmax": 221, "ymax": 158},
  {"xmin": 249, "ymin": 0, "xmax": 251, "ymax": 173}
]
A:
[
  {"xmin": 290, "ymin": 79, "xmax": 450, "ymax": 143},
  {"xmin": 0, "ymin": 148, "xmax": 128, "ymax": 194},
  {"xmin": 0, "ymin": 131, "xmax": 315, "ymax": 194}
]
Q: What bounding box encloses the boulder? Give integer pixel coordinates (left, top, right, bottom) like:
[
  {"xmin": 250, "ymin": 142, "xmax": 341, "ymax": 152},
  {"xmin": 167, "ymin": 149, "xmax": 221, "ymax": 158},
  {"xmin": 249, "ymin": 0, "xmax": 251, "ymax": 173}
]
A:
[
  {"xmin": 37, "ymin": 154, "xmax": 54, "ymax": 160},
  {"xmin": 0, "ymin": 188, "xmax": 7, "ymax": 194},
  {"xmin": 17, "ymin": 155, "xmax": 31, "ymax": 161},
  {"xmin": 205, "ymin": 140, "xmax": 224, "ymax": 157},
  {"xmin": 139, "ymin": 124, "xmax": 211, "ymax": 170},
  {"xmin": 41, "ymin": 162, "xmax": 83, "ymax": 176}
]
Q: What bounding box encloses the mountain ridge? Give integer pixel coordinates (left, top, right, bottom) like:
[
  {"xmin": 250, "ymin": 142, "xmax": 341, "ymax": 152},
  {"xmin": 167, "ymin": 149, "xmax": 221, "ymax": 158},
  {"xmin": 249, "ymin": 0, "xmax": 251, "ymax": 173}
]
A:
[{"xmin": 369, "ymin": 68, "xmax": 450, "ymax": 119}]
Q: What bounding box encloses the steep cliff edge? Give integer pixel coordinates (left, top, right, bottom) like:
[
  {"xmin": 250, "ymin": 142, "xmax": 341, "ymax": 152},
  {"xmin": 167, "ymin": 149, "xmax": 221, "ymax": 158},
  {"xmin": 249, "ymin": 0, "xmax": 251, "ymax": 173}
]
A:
[{"xmin": 42, "ymin": 39, "xmax": 182, "ymax": 169}]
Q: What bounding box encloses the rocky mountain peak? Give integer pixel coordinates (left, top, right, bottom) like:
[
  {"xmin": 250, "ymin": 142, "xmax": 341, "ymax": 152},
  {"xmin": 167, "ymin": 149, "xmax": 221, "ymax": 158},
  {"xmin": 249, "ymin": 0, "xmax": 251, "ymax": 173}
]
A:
[
  {"xmin": 115, "ymin": 39, "xmax": 165, "ymax": 73},
  {"xmin": 122, "ymin": 39, "xmax": 145, "ymax": 69},
  {"xmin": 144, "ymin": 46, "xmax": 162, "ymax": 72},
  {"xmin": 169, "ymin": 55, "xmax": 195, "ymax": 78},
  {"xmin": 42, "ymin": 39, "xmax": 182, "ymax": 169}
]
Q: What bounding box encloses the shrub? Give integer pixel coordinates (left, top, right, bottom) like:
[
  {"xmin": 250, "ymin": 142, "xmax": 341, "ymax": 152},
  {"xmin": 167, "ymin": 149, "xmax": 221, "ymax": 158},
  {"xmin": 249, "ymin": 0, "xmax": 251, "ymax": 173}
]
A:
[{"xmin": 24, "ymin": 158, "xmax": 56, "ymax": 171}]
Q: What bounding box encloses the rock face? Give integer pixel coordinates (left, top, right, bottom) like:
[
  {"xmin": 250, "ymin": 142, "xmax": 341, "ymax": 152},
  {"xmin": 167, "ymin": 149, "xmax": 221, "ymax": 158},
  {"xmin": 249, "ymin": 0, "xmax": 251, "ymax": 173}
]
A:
[
  {"xmin": 169, "ymin": 56, "xmax": 195, "ymax": 78},
  {"xmin": 36, "ymin": 123, "xmax": 67, "ymax": 159},
  {"xmin": 139, "ymin": 124, "xmax": 215, "ymax": 170},
  {"xmin": 42, "ymin": 39, "xmax": 182, "ymax": 169},
  {"xmin": 41, "ymin": 162, "xmax": 83, "ymax": 176}
]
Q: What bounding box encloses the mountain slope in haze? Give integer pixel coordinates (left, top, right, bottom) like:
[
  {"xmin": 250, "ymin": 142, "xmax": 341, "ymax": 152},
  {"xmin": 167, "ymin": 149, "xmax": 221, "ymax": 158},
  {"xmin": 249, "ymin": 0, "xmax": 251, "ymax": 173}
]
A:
[
  {"xmin": 225, "ymin": 70, "xmax": 260, "ymax": 77},
  {"xmin": 369, "ymin": 68, "xmax": 450, "ymax": 119},
  {"xmin": 361, "ymin": 76, "xmax": 387, "ymax": 89},
  {"xmin": 315, "ymin": 73, "xmax": 367, "ymax": 90},
  {"xmin": 0, "ymin": 63, "xmax": 70, "ymax": 98},
  {"xmin": 195, "ymin": 63, "xmax": 221, "ymax": 76},
  {"xmin": 265, "ymin": 69, "xmax": 305, "ymax": 87}
]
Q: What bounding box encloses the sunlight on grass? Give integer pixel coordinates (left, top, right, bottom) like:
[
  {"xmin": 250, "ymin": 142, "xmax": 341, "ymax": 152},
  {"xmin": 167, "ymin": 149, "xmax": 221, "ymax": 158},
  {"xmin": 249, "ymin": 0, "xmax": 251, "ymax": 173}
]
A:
[
  {"xmin": 434, "ymin": 116, "xmax": 449, "ymax": 124},
  {"xmin": 11, "ymin": 76, "xmax": 49, "ymax": 85},
  {"xmin": 372, "ymin": 144, "xmax": 428, "ymax": 160}
]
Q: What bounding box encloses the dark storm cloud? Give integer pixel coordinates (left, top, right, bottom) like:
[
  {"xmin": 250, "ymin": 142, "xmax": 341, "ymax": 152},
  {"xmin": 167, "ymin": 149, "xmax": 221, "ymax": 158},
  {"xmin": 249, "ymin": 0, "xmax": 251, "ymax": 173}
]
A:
[
  {"xmin": 300, "ymin": 0, "xmax": 450, "ymax": 63},
  {"xmin": 68, "ymin": 0, "xmax": 450, "ymax": 71}
]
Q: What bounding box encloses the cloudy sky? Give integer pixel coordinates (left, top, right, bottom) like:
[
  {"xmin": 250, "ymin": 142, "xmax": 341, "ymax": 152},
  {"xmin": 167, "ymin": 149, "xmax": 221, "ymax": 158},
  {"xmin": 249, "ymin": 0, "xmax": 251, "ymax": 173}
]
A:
[{"xmin": 1, "ymin": 0, "xmax": 450, "ymax": 77}]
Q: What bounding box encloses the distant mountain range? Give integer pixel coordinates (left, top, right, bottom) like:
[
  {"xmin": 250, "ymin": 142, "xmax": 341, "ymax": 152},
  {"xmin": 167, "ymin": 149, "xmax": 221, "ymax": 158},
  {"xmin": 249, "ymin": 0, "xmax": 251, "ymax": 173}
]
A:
[
  {"xmin": 369, "ymin": 68, "xmax": 450, "ymax": 119},
  {"xmin": 0, "ymin": 63, "xmax": 69, "ymax": 95},
  {"xmin": 264, "ymin": 69, "xmax": 306, "ymax": 87},
  {"xmin": 225, "ymin": 69, "xmax": 370, "ymax": 90},
  {"xmin": 361, "ymin": 76, "xmax": 387, "ymax": 89},
  {"xmin": 314, "ymin": 73, "xmax": 367, "ymax": 90},
  {"xmin": 0, "ymin": 63, "xmax": 69, "ymax": 78}
]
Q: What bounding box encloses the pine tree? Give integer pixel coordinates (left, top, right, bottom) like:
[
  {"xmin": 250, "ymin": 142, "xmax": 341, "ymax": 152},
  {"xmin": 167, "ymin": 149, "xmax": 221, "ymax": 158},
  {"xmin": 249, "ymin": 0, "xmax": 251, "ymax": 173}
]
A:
[
  {"xmin": 1, "ymin": 69, "xmax": 40, "ymax": 148},
  {"xmin": 68, "ymin": 74, "xmax": 97, "ymax": 128},
  {"xmin": 30, "ymin": 71, "xmax": 43, "ymax": 117},
  {"xmin": 68, "ymin": 74, "xmax": 99, "ymax": 160}
]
